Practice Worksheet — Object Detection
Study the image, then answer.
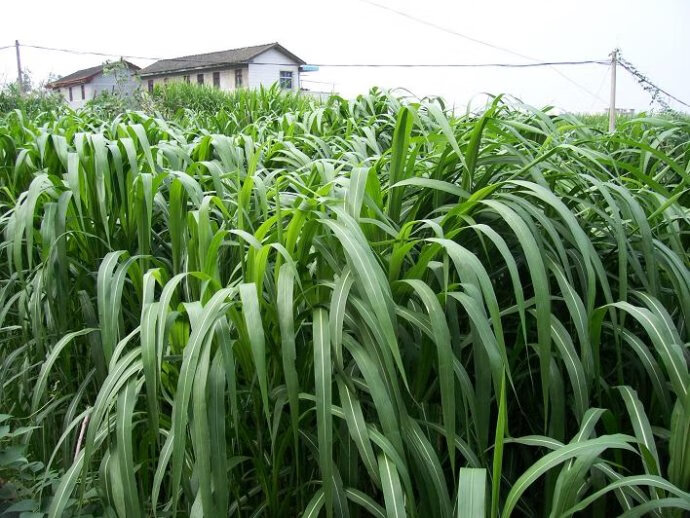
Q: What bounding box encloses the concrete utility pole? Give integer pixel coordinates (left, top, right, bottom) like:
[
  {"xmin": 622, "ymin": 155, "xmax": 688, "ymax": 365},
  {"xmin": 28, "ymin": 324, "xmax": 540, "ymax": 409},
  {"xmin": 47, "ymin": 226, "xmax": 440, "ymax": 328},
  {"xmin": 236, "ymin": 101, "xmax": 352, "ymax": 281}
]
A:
[
  {"xmin": 608, "ymin": 48, "xmax": 618, "ymax": 133},
  {"xmin": 15, "ymin": 40, "xmax": 24, "ymax": 94}
]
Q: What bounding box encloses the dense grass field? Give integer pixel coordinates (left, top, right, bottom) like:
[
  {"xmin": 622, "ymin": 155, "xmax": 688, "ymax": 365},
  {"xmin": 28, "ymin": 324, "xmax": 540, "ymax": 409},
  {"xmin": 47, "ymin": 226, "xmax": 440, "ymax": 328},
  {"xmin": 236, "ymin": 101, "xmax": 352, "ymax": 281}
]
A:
[{"xmin": 0, "ymin": 85, "xmax": 689, "ymax": 517}]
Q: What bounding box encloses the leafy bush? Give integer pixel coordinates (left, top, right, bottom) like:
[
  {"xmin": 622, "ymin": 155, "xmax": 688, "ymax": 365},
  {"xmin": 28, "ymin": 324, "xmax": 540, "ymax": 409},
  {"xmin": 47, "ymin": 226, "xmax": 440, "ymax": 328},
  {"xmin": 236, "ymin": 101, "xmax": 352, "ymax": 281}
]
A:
[
  {"xmin": 0, "ymin": 83, "xmax": 64, "ymax": 118},
  {"xmin": 0, "ymin": 89, "xmax": 689, "ymax": 517},
  {"xmin": 0, "ymin": 414, "xmax": 47, "ymax": 514},
  {"xmin": 86, "ymin": 90, "xmax": 142, "ymax": 119}
]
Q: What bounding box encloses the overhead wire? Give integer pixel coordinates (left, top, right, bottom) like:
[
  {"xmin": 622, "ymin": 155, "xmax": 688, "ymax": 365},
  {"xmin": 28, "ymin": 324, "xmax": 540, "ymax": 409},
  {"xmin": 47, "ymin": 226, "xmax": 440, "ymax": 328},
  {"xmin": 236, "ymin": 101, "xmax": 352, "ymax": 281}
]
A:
[
  {"xmin": 10, "ymin": 41, "xmax": 686, "ymax": 110},
  {"xmin": 294, "ymin": 60, "xmax": 609, "ymax": 68},
  {"xmin": 18, "ymin": 43, "xmax": 607, "ymax": 69},
  {"xmin": 7, "ymin": 41, "xmax": 611, "ymax": 106},
  {"xmin": 589, "ymin": 66, "xmax": 612, "ymax": 110},
  {"xmin": 356, "ymin": 0, "xmax": 535, "ymax": 61},
  {"xmin": 356, "ymin": 0, "xmax": 609, "ymax": 104},
  {"xmin": 19, "ymin": 43, "xmax": 164, "ymax": 62}
]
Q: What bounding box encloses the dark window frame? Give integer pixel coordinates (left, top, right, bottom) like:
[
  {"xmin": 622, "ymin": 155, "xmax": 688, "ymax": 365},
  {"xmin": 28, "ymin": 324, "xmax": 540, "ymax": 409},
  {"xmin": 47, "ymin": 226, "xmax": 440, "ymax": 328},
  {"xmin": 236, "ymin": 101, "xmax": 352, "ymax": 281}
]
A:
[
  {"xmin": 279, "ymin": 70, "xmax": 293, "ymax": 89},
  {"xmin": 147, "ymin": 79, "xmax": 154, "ymax": 93},
  {"xmin": 213, "ymin": 71, "xmax": 221, "ymax": 89},
  {"xmin": 68, "ymin": 86, "xmax": 73, "ymax": 101},
  {"xmin": 197, "ymin": 74, "xmax": 204, "ymax": 85},
  {"xmin": 235, "ymin": 68, "xmax": 243, "ymax": 88},
  {"xmin": 81, "ymin": 84, "xmax": 85, "ymax": 100},
  {"xmin": 183, "ymin": 75, "xmax": 190, "ymax": 83}
]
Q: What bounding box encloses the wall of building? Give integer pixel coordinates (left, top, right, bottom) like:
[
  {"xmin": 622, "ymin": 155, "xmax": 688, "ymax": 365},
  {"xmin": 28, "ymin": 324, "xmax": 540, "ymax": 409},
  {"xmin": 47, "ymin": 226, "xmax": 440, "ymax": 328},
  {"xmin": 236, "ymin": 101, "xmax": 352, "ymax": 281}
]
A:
[
  {"xmin": 56, "ymin": 83, "xmax": 93, "ymax": 109},
  {"xmin": 146, "ymin": 67, "xmax": 248, "ymax": 92},
  {"xmin": 55, "ymin": 69, "xmax": 139, "ymax": 109},
  {"xmin": 248, "ymin": 48, "xmax": 300, "ymax": 91},
  {"xmin": 90, "ymin": 68, "xmax": 140, "ymax": 98}
]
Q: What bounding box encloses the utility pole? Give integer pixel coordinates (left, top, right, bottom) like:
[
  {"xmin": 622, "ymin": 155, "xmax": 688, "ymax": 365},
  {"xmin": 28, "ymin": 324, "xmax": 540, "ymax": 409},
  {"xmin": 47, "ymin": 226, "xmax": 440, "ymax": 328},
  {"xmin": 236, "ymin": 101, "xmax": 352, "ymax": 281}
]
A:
[
  {"xmin": 15, "ymin": 40, "xmax": 24, "ymax": 95},
  {"xmin": 608, "ymin": 48, "xmax": 618, "ymax": 133}
]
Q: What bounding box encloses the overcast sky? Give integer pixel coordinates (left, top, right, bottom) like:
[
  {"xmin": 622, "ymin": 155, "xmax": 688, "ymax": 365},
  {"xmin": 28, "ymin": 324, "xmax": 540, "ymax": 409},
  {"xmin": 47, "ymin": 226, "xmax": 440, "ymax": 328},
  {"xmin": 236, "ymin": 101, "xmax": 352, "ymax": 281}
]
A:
[{"xmin": 1, "ymin": 0, "xmax": 688, "ymax": 113}]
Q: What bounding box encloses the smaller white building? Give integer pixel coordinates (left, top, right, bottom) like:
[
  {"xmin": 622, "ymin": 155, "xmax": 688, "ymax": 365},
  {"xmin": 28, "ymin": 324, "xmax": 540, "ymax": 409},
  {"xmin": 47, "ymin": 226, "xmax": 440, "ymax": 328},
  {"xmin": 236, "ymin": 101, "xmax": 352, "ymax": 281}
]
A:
[{"xmin": 47, "ymin": 61, "xmax": 140, "ymax": 108}]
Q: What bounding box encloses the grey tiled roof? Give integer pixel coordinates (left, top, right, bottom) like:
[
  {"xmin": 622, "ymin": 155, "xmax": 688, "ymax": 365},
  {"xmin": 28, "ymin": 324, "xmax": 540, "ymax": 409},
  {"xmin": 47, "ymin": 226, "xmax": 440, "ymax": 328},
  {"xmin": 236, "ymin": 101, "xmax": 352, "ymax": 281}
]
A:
[
  {"xmin": 138, "ymin": 42, "xmax": 305, "ymax": 76},
  {"xmin": 47, "ymin": 61, "xmax": 140, "ymax": 88}
]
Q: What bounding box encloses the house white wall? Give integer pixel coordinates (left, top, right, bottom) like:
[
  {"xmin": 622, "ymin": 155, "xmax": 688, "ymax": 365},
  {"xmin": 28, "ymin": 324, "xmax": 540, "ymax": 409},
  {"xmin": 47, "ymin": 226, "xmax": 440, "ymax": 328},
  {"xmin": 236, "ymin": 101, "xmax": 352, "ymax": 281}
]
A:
[
  {"xmin": 56, "ymin": 83, "xmax": 93, "ymax": 109},
  {"xmin": 55, "ymin": 69, "xmax": 139, "ymax": 109},
  {"xmin": 146, "ymin": 67, "xmax": 248, "ymax": 91},
  {"xmin": 248, "ymin": 48, "xmax": 300, "ymax": 91},
  {"xmin": 90, "ymin": 69, "xmax": 139, "ymax": 98}
]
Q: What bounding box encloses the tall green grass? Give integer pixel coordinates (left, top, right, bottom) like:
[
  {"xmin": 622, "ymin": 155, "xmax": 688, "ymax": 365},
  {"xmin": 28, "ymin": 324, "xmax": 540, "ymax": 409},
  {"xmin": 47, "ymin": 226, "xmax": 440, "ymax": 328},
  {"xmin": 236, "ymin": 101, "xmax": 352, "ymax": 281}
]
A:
[
  {"xmin": 0, "ymin": 88, "xmax": 689, "ymax": 517},
  {"xmin": 145, "ymin": 82, "xmax": 320, "ymax": 130}
]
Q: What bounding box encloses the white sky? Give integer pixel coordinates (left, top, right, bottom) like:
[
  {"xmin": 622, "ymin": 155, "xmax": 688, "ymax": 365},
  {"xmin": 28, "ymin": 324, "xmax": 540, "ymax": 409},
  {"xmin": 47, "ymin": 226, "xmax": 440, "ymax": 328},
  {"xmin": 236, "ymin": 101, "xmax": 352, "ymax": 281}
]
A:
[{"xmin": 1, "ymin": 0, "xmax": 688, "ymax": 113}]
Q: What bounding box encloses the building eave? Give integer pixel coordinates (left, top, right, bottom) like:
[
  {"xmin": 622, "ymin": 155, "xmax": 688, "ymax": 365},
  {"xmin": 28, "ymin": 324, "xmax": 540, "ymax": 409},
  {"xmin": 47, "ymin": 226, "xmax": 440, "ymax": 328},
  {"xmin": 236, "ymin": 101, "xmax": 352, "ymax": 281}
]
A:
[
  {"xmin": 261, "ymin": 43, "xmax": 306, "ymax": 66},
  {"xmin": 138, "ymin": 62, "xmax": 250, "ymax": 78},
  {"xmin": 46, "ymin": 74, "xmax": 98, "ymax": 89},
  {"xmin": 46, "ymin": 61, "xmax": 140, "ymax": 89}
]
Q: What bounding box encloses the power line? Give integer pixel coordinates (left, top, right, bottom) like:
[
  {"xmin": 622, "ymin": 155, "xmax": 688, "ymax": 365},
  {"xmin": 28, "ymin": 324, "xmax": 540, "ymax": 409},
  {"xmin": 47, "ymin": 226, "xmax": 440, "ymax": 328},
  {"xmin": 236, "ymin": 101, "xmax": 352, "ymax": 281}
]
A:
[
  {"xmin": 20, "ymin": 43, "xmax": 311, "ymax": 73},
  {"xmin": 18, "ymin": 42, "xmax": 608, "ymax": 69},
  {"xmin": 356, "ymin": 0, "xmax": 609, "ymax": 103},
  {"xmin": 299, "ymin": 60, "xmax": 608, "ymax": 68},
  {"xmin": 589, "ymin": 65, "xmax": 611, "ymax": 110},
  {"xmin": 12, "ymin": 41, "xmax": 612, "ymax": 106},
  {"xmin": 356, "ymin": 0, "xmax": 535, "ymax": 62},
  {"xmin": 9, "ymin": 41, "xmax": 687, "ymax": 112},
  {"xmin": 19, "ymin": 43, "xmax": 163, "ymax": 62},
  {"xmin": 25, "ymin": 40, "xmax": 689, "ymax": 110},
  {"xmin": 19, "ymin": 43, "xmax": 317, "ymax": 71}
]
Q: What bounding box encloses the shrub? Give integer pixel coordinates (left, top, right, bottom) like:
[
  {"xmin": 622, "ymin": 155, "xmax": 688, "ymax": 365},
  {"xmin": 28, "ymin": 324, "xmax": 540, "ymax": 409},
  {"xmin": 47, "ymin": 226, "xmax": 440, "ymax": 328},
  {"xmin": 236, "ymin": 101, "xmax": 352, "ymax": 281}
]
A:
[{"xmin": 0, "ymin": 83, "xmax": 64, "ymax": 118}]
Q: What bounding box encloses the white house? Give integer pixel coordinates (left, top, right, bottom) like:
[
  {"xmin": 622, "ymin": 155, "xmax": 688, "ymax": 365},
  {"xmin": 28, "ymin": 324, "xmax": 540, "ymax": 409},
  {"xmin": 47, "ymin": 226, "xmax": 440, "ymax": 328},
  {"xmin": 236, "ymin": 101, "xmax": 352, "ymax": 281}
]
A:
[
  {"xmin": 46, "ymin": 61, "xmax": 140, "ymax": 108},
  {"xmin": 138, "ymin": 43, "xmax": 305, "ymax": 93}
]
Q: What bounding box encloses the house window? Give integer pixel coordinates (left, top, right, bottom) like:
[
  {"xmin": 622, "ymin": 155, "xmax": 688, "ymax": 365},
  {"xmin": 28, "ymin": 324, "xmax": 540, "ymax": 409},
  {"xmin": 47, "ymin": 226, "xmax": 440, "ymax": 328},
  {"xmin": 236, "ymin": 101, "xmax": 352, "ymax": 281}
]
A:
[
  {"xmin": 213, "ymin": 71, "xmax": 221, "ymax": 89},
  {"xmin": 235, "ymin": 69, "xmax": 242, "ymax": 88},
  {"xmin": 197, "ymin": 74, "xmax": 204, "ymax": 85},
  {"xmin": 279, "ymin": 71, "xmax": 293, "ymax": 89},
  {"xmin": 147, "ymin": 79, "xmax": 154, "ymax": 93},
  {"xmin": 81, "ymin": 84, "xmax": 85, "ymax": 100},
  {"xmin": 164, "ymin": 77, "xmax": 169, "ymax": 85},
  {"xmin": 68, "ymin": 87, "xmax": 73, "ymax": 101},
  {"xmin": 183, "ymin": 75, "xmax": 190, "ymax": 83}
]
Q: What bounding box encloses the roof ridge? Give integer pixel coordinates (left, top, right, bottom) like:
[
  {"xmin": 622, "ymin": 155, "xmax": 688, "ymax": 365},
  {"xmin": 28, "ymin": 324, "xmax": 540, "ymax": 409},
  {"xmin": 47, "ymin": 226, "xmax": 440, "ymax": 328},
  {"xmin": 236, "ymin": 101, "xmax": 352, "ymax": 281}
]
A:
[
  {"xmin": 47, "ymin": 60, "xmax": 140, "ymax": 88},
  {"xmin": 138, "ymin": 42, "xmax": 306, "ymax": 76},
  {"xmin": 155, "ymin": 42, "xmax": 277, "ymax": 63}
]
